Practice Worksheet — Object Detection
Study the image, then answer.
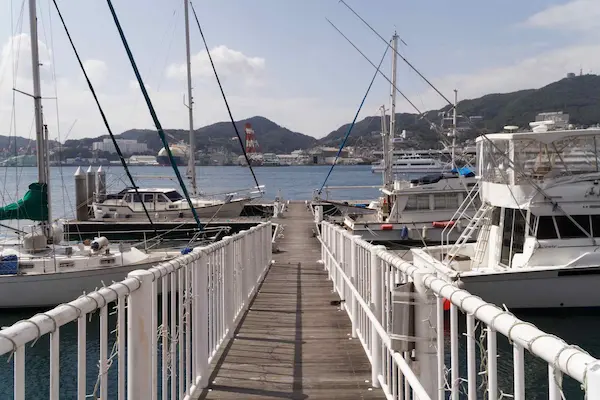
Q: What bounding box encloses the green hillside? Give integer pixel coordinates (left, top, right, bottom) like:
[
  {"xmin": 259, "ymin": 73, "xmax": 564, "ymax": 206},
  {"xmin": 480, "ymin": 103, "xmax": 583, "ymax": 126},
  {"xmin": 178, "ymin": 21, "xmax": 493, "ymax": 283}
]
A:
[{"xmin": 320, "ymin": 74, "xmax": 600, "ymax": 149}]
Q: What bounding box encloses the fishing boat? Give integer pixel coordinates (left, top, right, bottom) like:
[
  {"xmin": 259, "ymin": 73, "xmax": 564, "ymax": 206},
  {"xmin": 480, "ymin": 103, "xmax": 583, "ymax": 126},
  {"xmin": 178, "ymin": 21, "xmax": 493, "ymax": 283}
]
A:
[
  {"xmin": 317, "ymin": 34, "xmax": 478, "ymax": 244},
  {"xmin": 0, "ymin": 0, "xmax": 176, "ymax": 308},
  {"xmin": 91, "ymin": 187, "xmax": 256, "ymax": 220},
  {"xmin": 411, "ymin": 119, "xmax": 600, "ymax": 309}
]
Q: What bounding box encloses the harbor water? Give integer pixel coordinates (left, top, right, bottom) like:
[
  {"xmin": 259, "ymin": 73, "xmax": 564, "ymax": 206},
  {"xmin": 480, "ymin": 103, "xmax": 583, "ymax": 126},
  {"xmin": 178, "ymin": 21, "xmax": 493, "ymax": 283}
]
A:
[{"xmin": 0, "ymin": 165, "xmax": 598, "ymax": 398}]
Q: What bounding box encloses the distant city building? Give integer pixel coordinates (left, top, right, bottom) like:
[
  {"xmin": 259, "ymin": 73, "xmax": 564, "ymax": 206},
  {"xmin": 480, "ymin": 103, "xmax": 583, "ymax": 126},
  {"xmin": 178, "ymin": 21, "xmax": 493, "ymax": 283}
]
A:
[{"xmin": 92, "ymin": 139, "xmax": 148, "ymax": 155}]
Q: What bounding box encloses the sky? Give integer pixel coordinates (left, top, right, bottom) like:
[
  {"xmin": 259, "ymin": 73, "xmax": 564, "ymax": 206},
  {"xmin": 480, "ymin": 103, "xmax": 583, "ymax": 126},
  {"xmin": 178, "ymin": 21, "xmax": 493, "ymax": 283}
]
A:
[{"xmin": 0, "ymin": 0, "xmax": 599, "ymax": 142}]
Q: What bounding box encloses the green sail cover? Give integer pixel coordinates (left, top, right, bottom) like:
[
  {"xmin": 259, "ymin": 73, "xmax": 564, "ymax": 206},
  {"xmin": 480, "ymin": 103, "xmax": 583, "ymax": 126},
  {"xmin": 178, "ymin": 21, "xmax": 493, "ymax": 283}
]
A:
[{"xmin": 0, "ymin": 182, "xmax": 48, "ymax": 221}]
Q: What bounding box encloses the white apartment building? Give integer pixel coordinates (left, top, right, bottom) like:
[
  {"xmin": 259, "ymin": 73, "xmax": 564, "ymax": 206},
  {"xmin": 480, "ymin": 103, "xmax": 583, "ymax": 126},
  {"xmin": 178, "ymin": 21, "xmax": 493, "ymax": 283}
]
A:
[{"xmin": 92, "ymin": 139, "xmax": 148, "ymax": 155}]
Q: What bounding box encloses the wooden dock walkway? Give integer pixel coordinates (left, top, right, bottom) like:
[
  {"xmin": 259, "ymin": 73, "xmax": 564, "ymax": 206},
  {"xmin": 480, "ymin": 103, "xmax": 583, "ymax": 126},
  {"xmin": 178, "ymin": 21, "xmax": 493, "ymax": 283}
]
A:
[{"xmin": 200, "ymin": 201, "xmax": 384, "ymax": 399}]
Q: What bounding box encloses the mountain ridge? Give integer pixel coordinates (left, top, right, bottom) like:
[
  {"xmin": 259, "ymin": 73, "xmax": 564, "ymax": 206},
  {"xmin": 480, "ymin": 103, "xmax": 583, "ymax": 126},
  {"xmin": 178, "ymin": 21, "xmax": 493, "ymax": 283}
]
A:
[{"xmin": 4, "ymin": 74, "xmax": 600, "ymax": 159}]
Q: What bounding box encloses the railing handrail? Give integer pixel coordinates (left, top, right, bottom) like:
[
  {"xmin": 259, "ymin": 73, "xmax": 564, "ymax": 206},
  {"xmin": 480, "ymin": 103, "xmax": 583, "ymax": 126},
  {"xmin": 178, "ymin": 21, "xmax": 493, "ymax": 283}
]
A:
[
  {"xmin": 317, "ymin": 233, "xmax": 431, "ymax": 399},
  {"xmin": 321, "ymin": 220, "xmax": 600, "ymax": 388},
  {"xmin": 0, "ymin": 276, "xmax": 139, "ymax": 356},
  {"xmin": 0, "ymin": 222, "xmax": 271, "ymax": 357}
]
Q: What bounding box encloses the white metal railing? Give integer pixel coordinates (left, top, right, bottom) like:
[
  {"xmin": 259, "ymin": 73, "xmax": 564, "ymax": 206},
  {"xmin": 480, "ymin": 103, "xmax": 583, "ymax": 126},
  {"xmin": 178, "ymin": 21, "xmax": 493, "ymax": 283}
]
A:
[
  {"xmin": 0, "ymin": 222, "xmax": 272, "ymax": 399},
  {"xmin": 319, "ymin": 221, "xmax": 600, "ymax": 400}
]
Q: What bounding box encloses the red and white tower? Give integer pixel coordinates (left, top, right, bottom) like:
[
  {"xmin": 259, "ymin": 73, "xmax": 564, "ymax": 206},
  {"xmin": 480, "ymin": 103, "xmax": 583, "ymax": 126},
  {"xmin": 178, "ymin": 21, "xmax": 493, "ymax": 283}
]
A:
[{"xmin": 244, "ymin": 123, "xmax": 260, "ymax": 154}]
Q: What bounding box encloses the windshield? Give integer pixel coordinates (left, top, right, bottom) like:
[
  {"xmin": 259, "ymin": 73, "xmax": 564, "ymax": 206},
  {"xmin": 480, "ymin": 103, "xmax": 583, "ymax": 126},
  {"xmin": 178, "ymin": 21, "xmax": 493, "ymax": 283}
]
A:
[{"xmin": 165, "ymin": 191, "xmax": 183, "ymax": 201}]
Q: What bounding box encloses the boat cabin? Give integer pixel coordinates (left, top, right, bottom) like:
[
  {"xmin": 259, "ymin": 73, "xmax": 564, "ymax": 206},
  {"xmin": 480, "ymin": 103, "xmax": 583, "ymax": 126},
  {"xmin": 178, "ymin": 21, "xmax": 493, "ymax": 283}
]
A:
[
  {"xmin": 443, "ymin": 127, "xmax": 600, "ymax": 271},
  {"xmin": 93, "ymin": 188, "xmax": 204, "ymax": 219}
]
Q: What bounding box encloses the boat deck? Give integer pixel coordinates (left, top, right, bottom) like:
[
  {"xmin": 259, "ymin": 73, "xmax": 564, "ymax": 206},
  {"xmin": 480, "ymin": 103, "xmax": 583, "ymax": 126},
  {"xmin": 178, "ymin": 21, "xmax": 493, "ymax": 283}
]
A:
[{"xmin": 199, "ymin": 201, "xmax": 383, "ymax": 399}]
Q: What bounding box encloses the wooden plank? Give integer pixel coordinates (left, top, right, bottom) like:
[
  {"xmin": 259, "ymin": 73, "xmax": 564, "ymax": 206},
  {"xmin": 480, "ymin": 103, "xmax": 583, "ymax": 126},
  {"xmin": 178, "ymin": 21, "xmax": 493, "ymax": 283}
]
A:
[{"xmin": 199, "ymin": 202, "xmax": 385, "ymax": 399}]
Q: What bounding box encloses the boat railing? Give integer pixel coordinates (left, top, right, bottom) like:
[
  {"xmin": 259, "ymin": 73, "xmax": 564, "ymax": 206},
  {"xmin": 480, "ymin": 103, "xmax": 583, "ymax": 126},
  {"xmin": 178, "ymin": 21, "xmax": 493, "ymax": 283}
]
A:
[
  {"xmin": 440, "ymin": 179, "xmax": 481, "ymax": 257},
  {"xmin": 0, "ymin": 222, "xmax": 272, "ymax": 399},
  {"xmin": 316, "ymin": 185, "xmax": 381, "ymax": 201},
  {"xmin": 318, "ymin": 220, "xmax": 600, "ymax": 399}
]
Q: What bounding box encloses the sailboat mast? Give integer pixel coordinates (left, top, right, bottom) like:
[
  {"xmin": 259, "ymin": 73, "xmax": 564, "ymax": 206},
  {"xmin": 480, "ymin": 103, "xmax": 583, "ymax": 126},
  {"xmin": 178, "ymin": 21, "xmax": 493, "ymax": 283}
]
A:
[
  {"xmin": 452, "ymin": 89, "xmax": 457, "ymax": 167},
  {"xmin": 184, "ymin": 0, "xmax": 197, "ymax": 195},
  {"xmin": 29, "ymin": 0, "xmax": 50, "ymax": 227},
  {"xmin": 380, "ymin": 105, "xmax": 390, "ymax": 187},
  {"xmin": 386, "ymin": 33, "xmax": 398, "ymax": 189},
  {"xmin": 29, "ymin": 0, "xmax": 46, "ymax": 184}
]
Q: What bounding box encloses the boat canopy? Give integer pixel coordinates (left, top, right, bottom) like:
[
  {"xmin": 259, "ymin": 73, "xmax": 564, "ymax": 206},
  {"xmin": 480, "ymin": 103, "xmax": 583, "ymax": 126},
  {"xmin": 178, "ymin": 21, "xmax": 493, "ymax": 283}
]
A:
[
  {"xmin": 450, "ymin": 166, "xmax": 475, "ymax": 177},
  {"xmin": 0, "ymin": 182, "xmax": 48, "ymax": 221}
]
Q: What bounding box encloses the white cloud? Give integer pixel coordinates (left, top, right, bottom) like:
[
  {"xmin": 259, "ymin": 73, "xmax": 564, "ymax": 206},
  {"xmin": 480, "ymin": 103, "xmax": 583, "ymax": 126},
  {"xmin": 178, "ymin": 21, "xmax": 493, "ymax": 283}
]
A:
[
  {"xmin": 525, "ymin": 0, "xmax": 600, "ymax": 32},
  {"xmin": 397, "ymin": 1, "xmax": 600, "ymax": 112},
  {"xmin": 0, "ymin": 34, "xmax": 346, "ymax": 140},
  {"xmin": 0, "ymin": 33, "xmax": 53, "ymax": 87},
  {"xmin": 82, "ymin": 60, "xmax": 107, "ymax": 84},
  {"xmin": 166, "ymin": 45, "xmax": 265, "ymax": 86}
]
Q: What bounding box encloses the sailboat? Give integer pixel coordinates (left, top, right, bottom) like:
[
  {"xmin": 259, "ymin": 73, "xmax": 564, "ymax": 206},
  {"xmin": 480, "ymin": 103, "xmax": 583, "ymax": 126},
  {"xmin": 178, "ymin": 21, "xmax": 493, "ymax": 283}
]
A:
[
  {"xmin": 0, "ymin": 0, "xmax": 175, "ymax": 309},
  {"xmin": 92, "ymin": 0, "xmax": 263, "ymax": 222}
]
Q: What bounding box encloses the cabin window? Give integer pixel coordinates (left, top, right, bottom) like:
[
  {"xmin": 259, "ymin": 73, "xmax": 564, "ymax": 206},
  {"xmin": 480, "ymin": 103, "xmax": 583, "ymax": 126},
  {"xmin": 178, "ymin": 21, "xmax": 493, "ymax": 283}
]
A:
[
  {"xmin": 537, "ymin": 216, "xmax": 558, "ymax": 239},
  {"xmin": 165, "ymin": 191, "xmax": 183, "ymax": 201},
  {"xmin": 156, "ymin": 194, "xmax": 168, "ymax": 203},
  {"xmin": 592, "ymin": 215, "xmax": 600, "ymax": 236},
  {"xmin": 132, "ymin": 194, "xmax": 141, "ymax": 203},
  {"xmin": 499, "ymin": 208, "xmax": 527, "ymax": 267},
  {"xmin": 554, "ymin": 215, "xmax": 591, "ymax": 239},
  {"xmin": 433, "ymin": 193, "xmax": 459, "ymax": 210},
  {"xmin": 405, "ymin": 194, "xmax": 430, "ymax": 210},
  {"xmin": 143, "ymin": 194, "xmax": 154, "ymax": 203},
  {"xmin": 528, "ymin": 212, "xmax": 535, "ymax": 236},
  {"xmin": 512, "ymin": 210, "xmax": 526, "ymax": 255},
  {"xmin": 500, "ymin": 208, "xmax": 514, "ymax": 266},
  {"xmin": 491, "ymin": 207, "xmax": 501, "ymax": 226}
]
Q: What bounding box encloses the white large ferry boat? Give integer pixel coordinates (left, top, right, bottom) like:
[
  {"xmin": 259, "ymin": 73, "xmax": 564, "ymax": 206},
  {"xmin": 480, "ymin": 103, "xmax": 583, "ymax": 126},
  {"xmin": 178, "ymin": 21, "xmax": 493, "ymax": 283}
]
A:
[{"xmin": 371, "ymin": 153, "xmax": 450, "ymax": 174}]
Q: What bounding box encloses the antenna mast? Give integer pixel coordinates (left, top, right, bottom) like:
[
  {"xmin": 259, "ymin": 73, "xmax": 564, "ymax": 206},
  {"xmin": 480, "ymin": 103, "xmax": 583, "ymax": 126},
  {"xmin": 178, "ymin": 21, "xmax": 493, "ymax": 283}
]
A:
[
  {"xmin": 386, "ymin": 32, "xmax": 398, "ymax": 190},
  {"xmin": 380, "ymin": 105, "xmax": 390, "ymax": 187},
  {"xmin": 451, "ymin": 89, "xmax": 457, "ymax": 168}
]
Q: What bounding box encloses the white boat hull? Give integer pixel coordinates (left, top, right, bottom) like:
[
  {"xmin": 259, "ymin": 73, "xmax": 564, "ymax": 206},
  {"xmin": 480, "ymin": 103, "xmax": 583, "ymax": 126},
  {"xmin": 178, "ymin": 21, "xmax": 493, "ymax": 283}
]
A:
[
  {"xmin": 0, "ymin": 259, "xmax": 166, "ymax": 309},
  {"xmin": 458, "ymin": 267, "xmax": 600, "ymax": 309},
  {"xmin": 371, "ymin": 165, "xmax": 448, "ymax": 174},
  {"xmin": 93, "ymin": 198, "xmax": 248, "ymax": 221}
]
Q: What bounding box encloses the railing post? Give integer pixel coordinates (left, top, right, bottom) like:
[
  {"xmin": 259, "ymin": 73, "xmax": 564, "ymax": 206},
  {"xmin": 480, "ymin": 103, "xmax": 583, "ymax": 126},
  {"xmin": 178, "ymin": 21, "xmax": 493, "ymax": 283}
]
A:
[
  {"xmin": 127, "ymin": 269, "xmax": 154, "ymax": 399},
  {"xmin": 266, "ymin": 222, "xmax": 272, "ymax": 273},
  {"xmin": 239, "ymin": 230, "xmax": 248, "ymax": 310},
  {"xmin": 587, "ymin": 362, "xmax": 600, "ymax": 399},
  {"xmin": 339, "ymin": 229, "xmax": 345, "ymax": 300},
  {"xmin": 370, "ymin": 245, "xmax": 385, "ymax": 388},
  {"xmin": 350, "ymin": 235, "xmax": 361, "ymax": 338},
  {"xmin": 414, "ymin": 270, "xmax": 439, "ymax": 399},
  {"xmin": 314, "ymin": 205, "xmax": 323, "ymax": 224},
  {"xmin": 194, "ymin": 250, "xmax": 209, "ymax": 388},
  {"xmin": 256, "ymin": 227, "xmax": 263, "ymax": 289},
  {"xmin": 223, "ymin": 236, "xmax": 234, "ymax": 340},
  {"xmin": 323, "ymin": 223, "xmax": 330, "ymax": 275}
]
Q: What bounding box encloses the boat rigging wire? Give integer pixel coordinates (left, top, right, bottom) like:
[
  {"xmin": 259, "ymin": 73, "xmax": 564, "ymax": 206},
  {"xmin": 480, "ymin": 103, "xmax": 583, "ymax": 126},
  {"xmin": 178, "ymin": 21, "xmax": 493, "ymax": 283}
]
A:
[
  {"xmin": 0, "ymin": 222, "xmax": 26, "ymax": 236},
  {"xmin": 338, "ymin": 0, "xmax": 453, "ymax": 107},
  {"xmin": 189, "ymin": 1, "xmax": 261, "ymax": 190},
  {"xmin": 105, "ymin": 0, "xmax": 203, "ymax": 230},
  {"xmin": 326, "ymin": 19, "xmax": 454, "ymax": 155},
  {"xmin": 317, "ymin": 42, "xmax": 389, "ymax": 195},
  {"xmin": 51, "ymin": 0, "xmax": 159, "ymax": 237}
]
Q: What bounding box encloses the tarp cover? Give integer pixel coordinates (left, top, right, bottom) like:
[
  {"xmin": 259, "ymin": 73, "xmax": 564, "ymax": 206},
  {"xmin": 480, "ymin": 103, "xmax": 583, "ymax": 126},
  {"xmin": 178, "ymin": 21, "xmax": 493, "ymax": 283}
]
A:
[{"xmin": 0, "ymin": 182, "xmax": 48, "ymax": 221}]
